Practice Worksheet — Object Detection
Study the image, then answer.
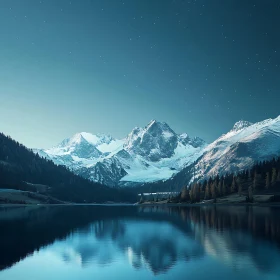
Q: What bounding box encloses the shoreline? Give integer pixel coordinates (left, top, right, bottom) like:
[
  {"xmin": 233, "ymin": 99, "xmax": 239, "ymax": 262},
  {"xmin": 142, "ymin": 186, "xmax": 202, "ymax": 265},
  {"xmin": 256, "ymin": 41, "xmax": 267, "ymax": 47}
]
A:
[
  {"xmin": 0, "ymin": 203, "xmax": 136, "ymax": 207},
  {"xmin": 1, "ymin": 202, "xmax": 280, "ymax": 207},
  {"xmin": 137, "ymin": 202, "xmax": 280, "ymax": 207}
]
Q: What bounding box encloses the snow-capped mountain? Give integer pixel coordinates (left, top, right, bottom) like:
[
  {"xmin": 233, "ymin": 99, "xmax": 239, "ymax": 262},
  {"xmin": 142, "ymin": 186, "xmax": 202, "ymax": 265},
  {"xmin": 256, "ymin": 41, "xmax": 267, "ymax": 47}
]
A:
[
  {"xmin": 140, "ymin": 115, "xmax": 280, "ymax": 191},
  {"xmin": 37, "ymin": 115, "xmax": 280, "ymax": 189},
  {"xmin": 193, "ymin": 116, "xmax": 280, "ymax": 181},
  {"xmin": 124, "ymin": 120, "xmax": 179, "ymax": 161},
  {"xmin": 36, "ymin": 120, "xmax": 206, "ymax": 187}
]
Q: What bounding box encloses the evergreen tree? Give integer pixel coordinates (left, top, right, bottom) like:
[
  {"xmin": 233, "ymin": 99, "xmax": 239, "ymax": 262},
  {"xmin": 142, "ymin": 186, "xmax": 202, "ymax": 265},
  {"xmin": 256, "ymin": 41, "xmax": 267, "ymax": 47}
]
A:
[
  {"xmin": 195, "ymin": 183, "xmax": 201, "ymax": 202},
  {"xmin": 247, "ymin": 170, "xmax": 252, "ymax": 190},
  {"xmin": 217, "ymin": 180, "xmax": 222, "ymax": 197},
  {"xmin": 222, "ymin": 179, "xmax": 227, "ymax": 196},
  {"xmin": 271, "ymin": 168, "xmax": 277, "ymax": 185},
  {"xmin": 211, "ymin": 182, "xmax": 216, "ymax": 199},
  {"xmin": 253, "ymin": 171, "xmax": 261, "ymax": 192},
  {"xmin": 204, "ymin": 182, "xmax": 210, "ymax": 200},
  {"xmin": 277, "ymin": 170, "xmax": 280, "ymax": 182},
  {"xmin": 189, "ymin": 185, "xmax": 194, "ymax": 203},
  {"xmin": 248, "ymin": 185, "xmax": 254, "ymax": 202},
  {"xmin": 265, "ymin": 172, "xmax": 271, "ymax": 189},
  {"xmin": 248, "ymin": 170, "xmax": 252, "ymax": 181},
  {"xmin": 238, "ymin": 181, "xmax": 242, "ymax": 196},
  {"xmin": 231, "ymin": 176, "xmax": 237, "ymax": 193},
  {"xmin": 180, "ymin": 186, "xmax": 189, "ymax": 202}
]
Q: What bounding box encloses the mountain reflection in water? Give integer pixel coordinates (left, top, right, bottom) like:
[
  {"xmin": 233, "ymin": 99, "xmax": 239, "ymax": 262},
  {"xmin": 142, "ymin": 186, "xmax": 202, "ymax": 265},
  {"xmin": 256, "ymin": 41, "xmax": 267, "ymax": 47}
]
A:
[{"xmin": 0, "ymin": 205, "xmax": 280, "ymax": 280}]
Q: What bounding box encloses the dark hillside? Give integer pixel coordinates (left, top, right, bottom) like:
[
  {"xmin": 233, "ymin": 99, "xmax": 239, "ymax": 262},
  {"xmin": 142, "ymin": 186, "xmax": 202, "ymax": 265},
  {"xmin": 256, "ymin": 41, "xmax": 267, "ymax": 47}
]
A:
[{"xmin": 0, "ymin": 133, "xmax": 136, "ymax": 203}]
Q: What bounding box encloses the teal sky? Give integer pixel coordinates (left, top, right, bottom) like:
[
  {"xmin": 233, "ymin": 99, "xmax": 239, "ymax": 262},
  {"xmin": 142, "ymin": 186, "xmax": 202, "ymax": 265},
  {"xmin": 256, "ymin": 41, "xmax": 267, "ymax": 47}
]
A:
[{"xmin": 0, "ymin": 0, "xmax": 279, "ymax": 148}]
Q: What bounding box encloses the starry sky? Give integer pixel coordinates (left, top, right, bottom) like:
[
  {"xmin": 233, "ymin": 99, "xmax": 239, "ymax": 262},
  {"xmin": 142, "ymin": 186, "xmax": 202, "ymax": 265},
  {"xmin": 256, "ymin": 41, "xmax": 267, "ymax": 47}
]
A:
[{"xmin": 0, "ymin": 0, "xmax": 279, "ymax": 148}]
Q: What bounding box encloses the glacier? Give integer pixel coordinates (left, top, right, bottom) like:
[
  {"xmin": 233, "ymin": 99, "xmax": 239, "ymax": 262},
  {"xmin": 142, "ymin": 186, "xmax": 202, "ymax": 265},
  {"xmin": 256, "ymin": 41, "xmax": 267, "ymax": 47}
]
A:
[{"xmin": 36, "ymin": 120, "xmax": 206, "ymax": 187}]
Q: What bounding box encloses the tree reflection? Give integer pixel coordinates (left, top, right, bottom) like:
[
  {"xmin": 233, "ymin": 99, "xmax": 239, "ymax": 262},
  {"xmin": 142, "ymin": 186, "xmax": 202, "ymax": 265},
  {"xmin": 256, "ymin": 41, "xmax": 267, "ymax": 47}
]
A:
[{"xmin": 1, "ymin": 205, "xmax": 280, "ymax": 276}]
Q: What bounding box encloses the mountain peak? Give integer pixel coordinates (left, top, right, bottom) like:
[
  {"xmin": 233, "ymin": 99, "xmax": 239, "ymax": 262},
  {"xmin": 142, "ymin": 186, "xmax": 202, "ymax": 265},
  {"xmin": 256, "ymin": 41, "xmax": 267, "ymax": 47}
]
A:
[
  {"xmin": 146, "ymin": 119, "xmax": 167, "ymax": 128},
  {"xmin": 148, "ymin": 119, "xmax": 157, "ymax": 125},
  {"xmin": 69, "ymin": 132, "xmax": 115, "ymax": 146},
  {"xmin": 124, "ymin": 120, "xmax": 178, "ymax": 161},
  {"xmin": 145, "ymin": 119, "xmax": 173, "ymax": 132},
  {"xmin": 232, "ymin": 120, "xmax": 253, "ymax": 131},
  {"xmin": 59, "ymin": 132, "xmax": 86, "ymax": 147}
]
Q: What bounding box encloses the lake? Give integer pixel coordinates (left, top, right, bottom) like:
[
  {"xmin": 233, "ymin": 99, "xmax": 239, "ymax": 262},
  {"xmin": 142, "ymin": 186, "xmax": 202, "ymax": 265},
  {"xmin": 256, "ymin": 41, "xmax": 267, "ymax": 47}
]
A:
[{"xmin": 0, "ymin": 205, "xmax": 280, "ymax": 280}]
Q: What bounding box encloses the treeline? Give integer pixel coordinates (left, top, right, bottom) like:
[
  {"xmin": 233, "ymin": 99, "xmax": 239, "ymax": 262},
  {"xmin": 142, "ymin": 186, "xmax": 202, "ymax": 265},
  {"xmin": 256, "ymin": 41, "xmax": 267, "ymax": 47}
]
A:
[
  {"xmin": 0, "ymin": 205, "xmax": 137, "ymax": 271},
  {"xmin": 181, "ymin": 157, "xmax": 280, "ymax": 203},
  {"xmin": 0, "ymin": 133, "xmax": 136, "ymax": 203}
]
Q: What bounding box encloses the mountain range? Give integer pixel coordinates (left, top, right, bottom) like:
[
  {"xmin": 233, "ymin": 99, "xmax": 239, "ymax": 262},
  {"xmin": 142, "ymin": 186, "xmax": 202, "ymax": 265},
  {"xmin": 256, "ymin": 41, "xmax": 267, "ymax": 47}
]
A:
[
  {"xmin": 36, "ymin": 120, "xmax": 206, "ymax": 187},
  {"xmin": 0, "ymin": 132, "xmax": 136, "ymax": 203},
  {"xmin": 36, "ymin": 115, "xmax": 280, "ymax": 190}
]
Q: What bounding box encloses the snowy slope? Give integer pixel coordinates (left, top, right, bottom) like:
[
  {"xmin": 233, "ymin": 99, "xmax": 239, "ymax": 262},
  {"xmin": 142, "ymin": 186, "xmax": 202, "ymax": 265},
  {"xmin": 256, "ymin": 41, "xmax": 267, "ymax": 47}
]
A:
[
  {"xmin": 193, "ymin": 117, "xmax": 280, "ymax": 181},
  {"xmin": 36, "ymin": 120, "xmax": 206, "ymax": 187},
  {"xmin": 46, "ymin": 132, "xmax": 124, "ymax": 156},
  {"xmin": 120, "ymin": 141, "xmax": 205, "ymax": 183},
  {"xmin": 35, "ymin": 115, "xmax": 280, "ymax": 189}
]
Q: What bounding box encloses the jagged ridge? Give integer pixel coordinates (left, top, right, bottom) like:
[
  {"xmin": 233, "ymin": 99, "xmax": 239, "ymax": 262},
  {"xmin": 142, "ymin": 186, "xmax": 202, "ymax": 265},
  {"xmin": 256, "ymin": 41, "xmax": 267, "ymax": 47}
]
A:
[{"xmin": 36, "ymin": 120, "xmax": 206, "ymax": 187}]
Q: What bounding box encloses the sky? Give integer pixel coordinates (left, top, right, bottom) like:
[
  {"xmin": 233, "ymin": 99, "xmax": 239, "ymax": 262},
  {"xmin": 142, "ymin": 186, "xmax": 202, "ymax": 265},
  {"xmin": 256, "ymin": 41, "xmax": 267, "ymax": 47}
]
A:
[{"xmin": 0, "ymin": 0, "xmax": 279, "ymax": 148}]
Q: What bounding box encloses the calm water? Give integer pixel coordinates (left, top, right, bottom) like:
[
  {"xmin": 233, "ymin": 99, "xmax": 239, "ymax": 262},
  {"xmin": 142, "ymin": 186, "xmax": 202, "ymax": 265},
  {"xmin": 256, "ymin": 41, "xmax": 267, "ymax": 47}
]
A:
[{"xmin": 0, "ymin": 205, "xmax": 280, "ymax": 280}]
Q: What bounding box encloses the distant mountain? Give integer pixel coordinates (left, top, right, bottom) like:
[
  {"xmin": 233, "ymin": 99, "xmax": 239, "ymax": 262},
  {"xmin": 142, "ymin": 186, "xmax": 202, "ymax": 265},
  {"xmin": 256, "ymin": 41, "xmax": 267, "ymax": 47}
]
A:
[
  {"xmin": 0, "ymin": 133, "xmax": 136, "ymax": 203},
  {"xmin": 194, "ymin": 116, "xmax": 280, "ymax": 180},
  {"xmin": 142, "ymin": 115, "xmax": 280, "ymax": 191},
  {"xmin": 35, "ymin": 115, "xmax": 280, "ymax": 191},
  {"xmin": 37, "ymin": 120, "xmax": 206, "ymax": 187}
]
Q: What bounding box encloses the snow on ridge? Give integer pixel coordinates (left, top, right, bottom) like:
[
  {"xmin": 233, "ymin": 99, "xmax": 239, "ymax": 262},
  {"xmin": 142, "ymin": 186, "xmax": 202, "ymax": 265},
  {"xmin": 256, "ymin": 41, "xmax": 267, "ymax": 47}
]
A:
[
  {"xmin": 45, "ymin": 114, "xmax": 280, "ymax": 186},
  {"xmin": 119, "ymin": 141, "xmax": 205, "ymax": 184},
  {"xmin": 193, "ymin": 114, "xmax": 280, "ymax": 182},
  {"xmin": 79, "ymin": 132, "xmax": 102, "ymax": 145},
  {"xmin": 179, "ymin": 133, "xmax": 189, "ymax": 139},
  {"xmin": 36, "ymin": 120, "xmax": 207, "ymax": 186},
  {"xmin": 98, "ymin": 139, "xmax": 125, "ymax": 154},
  {"xmin": 231, "ymin": 120, "xmax": 253, "ymax": 132}
]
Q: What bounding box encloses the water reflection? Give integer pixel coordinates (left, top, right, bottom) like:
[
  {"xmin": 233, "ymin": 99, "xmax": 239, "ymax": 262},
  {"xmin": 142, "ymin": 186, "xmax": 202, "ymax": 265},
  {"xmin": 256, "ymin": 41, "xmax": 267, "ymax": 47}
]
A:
[
  {"xmin": 54, "ymin": 219, "xmax": 204, "ymax": 274},
  {"xmin": 0, "ymin": 205, "xmax": 280, "ymax": 279}
]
